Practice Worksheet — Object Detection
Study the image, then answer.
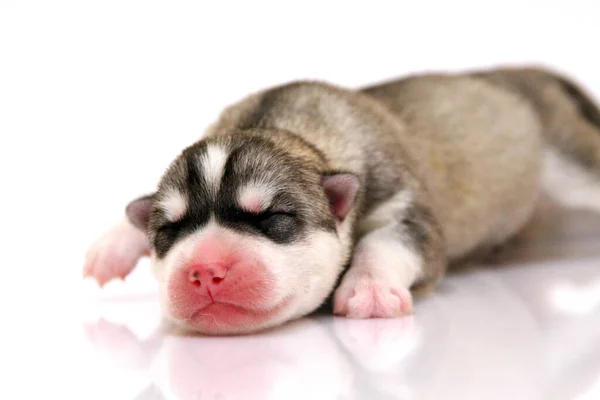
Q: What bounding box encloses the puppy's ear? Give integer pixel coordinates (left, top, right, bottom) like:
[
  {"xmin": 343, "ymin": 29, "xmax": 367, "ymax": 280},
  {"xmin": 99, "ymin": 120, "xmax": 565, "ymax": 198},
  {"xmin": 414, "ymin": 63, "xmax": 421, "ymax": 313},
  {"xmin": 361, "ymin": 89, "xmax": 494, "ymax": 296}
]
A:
[
  {"xmin": 125, "ymin": 194, "xmax": 155, "ymax": 231},
  {"xmin": 321, "ymin": 173, "xmax": 360, "ymax": 222}
]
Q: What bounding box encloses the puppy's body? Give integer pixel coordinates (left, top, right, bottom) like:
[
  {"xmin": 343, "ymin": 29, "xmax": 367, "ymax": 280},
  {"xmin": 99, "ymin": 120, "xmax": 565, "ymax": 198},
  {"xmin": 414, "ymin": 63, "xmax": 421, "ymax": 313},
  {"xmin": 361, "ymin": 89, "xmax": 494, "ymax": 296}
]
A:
[
  {"xmin": 84, "ymin": 67, "xmax": 600, "ymax": 334},
  {"xmin": 210, "ymin": 72, "xmax": 544, "ymax": 259}
]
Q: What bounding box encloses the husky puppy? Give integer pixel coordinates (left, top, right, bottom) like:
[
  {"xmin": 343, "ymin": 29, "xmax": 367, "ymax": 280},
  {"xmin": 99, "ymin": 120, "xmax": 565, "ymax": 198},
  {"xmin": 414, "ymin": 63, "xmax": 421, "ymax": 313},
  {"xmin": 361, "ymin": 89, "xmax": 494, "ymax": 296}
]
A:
[{"xmin": 84, "ymin": 67, "xmax": 600, "ymax": 334}]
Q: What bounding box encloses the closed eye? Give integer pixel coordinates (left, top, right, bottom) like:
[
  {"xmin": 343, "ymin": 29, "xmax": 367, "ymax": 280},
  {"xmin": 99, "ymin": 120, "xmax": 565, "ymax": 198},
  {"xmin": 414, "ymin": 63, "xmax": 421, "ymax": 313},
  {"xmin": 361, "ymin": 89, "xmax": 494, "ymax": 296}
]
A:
[
  {"xmin": 232, "ymin": 209, "xmax": 295, "ymax": 223},
  {"xmin": 229, "ymin": 208, "xmax": 295, "ymax": 234},
  {"xmin": 216, "ymin": 207, "xmax": 301, "ymax": 243}
]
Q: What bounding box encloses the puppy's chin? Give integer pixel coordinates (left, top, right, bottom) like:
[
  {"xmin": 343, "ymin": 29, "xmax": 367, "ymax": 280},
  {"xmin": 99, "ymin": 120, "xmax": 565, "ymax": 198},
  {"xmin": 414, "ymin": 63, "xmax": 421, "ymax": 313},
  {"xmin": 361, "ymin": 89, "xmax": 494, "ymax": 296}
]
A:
[{"xmin": 164, "ymin": 295, "xmax": 302, "ymax": 335}]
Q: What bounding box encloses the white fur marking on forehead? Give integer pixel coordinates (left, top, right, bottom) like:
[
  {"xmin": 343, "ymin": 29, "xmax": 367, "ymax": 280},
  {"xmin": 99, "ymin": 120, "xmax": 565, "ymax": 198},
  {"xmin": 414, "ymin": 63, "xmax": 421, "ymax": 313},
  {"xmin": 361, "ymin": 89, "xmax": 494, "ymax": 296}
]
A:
[
  {"xmin": 160, "ymin": 190, "xmax": 187, "ymax": 222},
  {"xmin": 238, "ymin": 183, "xmax": 277, "ymax": 213},
  {"xmin": 200, "ymin": 144, "xmax": 229, "ymax": 193}
]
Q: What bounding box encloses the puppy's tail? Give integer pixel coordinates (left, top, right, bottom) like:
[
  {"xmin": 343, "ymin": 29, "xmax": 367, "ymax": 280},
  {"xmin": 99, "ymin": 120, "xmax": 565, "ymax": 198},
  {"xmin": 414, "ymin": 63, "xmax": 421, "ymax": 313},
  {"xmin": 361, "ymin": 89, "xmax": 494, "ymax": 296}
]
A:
[
  {"xmin": 513, "ymin": 68, "xmax": 600, "ymax": 212},
  {"xmin": 540, "ymin": 69, "xmax": 600, "ymax": 130},
  {"xmin": 475, "ymin": 66, "xmax": 600, "ymax": 132}
]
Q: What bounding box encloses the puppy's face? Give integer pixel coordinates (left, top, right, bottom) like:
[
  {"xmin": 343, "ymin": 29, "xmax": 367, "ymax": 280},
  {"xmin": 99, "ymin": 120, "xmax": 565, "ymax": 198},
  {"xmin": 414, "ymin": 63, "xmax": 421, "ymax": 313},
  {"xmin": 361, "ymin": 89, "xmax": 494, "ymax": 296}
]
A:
[{"xmin": 127, "ymin": 133, "xmax": 359, "ymax": 334}]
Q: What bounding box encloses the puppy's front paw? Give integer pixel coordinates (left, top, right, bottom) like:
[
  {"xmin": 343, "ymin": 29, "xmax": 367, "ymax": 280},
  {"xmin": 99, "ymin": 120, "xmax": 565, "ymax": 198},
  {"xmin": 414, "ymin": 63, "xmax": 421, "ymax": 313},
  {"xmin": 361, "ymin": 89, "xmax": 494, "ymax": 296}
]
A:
[
  {"xmin": 83, "ymin": 222, "xmax": 149, "ymax": 286},
  {"xmin": 333, "ymin": 274, "xmax": 413, "ymax": 319}
]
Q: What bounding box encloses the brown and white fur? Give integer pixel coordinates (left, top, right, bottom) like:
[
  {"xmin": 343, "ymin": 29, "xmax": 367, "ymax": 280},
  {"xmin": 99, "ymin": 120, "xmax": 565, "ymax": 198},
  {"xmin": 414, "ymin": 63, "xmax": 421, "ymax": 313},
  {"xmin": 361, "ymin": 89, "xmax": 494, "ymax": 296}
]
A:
[{"xmin": 84, "ymin": 66, "xmax": 600, "ymax": 334}]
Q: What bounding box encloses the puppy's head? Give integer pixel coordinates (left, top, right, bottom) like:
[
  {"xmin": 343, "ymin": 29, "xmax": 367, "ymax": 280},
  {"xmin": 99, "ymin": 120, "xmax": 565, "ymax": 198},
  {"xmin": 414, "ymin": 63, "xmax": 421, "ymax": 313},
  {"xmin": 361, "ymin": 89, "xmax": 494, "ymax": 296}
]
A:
[{"xmin": 126, "ymin": 130, "xmax": 360, "ymax": 334}]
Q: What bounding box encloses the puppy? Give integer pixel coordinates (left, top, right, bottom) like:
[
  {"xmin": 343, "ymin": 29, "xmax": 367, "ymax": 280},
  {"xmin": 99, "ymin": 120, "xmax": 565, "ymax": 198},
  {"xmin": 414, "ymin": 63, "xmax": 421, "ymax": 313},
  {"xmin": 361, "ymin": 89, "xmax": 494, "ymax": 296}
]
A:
[{"xmin": 84, "ymin": 66, "xmax": 600, "ymax": 334}]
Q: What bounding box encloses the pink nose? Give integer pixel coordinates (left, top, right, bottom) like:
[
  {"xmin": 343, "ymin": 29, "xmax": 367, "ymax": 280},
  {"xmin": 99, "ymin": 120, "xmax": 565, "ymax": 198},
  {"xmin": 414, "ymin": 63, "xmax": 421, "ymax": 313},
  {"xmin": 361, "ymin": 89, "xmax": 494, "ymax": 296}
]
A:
[{"xmin": 188, "ymin": 263, "xmax": 228, "ymax": 288}]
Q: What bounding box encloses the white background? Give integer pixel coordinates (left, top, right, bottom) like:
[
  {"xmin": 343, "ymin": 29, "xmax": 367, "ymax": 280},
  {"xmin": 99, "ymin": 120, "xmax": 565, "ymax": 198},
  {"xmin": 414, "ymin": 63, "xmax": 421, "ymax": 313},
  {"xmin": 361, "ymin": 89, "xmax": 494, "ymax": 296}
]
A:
[
  {"xmin": 2, "ymin": 0, "xmax": 599, "ymax": 288},
  {"xmin": 1, "ymin": 1, "xmax": 599, "ymax": 398}
]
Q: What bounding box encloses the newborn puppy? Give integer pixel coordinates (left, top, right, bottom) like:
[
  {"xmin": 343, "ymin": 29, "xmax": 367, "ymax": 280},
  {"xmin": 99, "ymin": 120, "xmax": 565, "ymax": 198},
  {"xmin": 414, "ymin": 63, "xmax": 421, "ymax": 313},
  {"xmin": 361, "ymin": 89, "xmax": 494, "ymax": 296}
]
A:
[{"xmin": 84, "ymin": 67, "xmax": 600, "ymax": 334}]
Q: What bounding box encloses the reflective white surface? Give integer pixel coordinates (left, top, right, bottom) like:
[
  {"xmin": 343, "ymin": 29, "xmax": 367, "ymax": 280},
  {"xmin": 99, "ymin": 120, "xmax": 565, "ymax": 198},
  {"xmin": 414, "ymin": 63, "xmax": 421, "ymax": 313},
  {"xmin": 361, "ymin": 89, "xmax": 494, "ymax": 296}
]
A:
[{"xmin": 11, "ymin": 201, "xmax": 600, "ymax": 400}]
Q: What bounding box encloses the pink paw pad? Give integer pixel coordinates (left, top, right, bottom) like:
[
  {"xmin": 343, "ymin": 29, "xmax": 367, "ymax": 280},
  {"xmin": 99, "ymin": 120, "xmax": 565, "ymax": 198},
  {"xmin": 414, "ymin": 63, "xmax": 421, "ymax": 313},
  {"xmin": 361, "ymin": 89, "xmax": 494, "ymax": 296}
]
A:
[{"xmin": 333, "ymin": 277, "xmax": 413, "ymax": 319}]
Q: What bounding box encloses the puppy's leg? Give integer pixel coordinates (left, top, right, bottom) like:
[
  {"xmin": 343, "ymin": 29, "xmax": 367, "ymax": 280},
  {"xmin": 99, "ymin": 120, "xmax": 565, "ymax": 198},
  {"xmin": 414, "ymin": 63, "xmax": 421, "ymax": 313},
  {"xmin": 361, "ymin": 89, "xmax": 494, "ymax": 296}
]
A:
[
  {"xmin": 334, "ymin": 192, "xmax": 446, "ymax": 318},
  {"xmin": 83, "ymin": 219, "xmax": 150, "ymax": 286}
]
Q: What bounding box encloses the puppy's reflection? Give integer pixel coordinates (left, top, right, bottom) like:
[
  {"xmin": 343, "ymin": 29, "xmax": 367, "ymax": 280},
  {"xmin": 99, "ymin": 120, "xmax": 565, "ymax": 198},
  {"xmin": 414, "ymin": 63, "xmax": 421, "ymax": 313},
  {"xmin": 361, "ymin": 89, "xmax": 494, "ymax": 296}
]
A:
[
  {"xmin": 85, "ymin": 317, "xmax": 367, "ymax": 400},
  {"xmin": 332, "ymin": 317, "xmax": 421, "ymax": 400},
  {"xmin": 84, "ymin": 261, "xmax": 600, "ymax": 400},
  {"xmin": 154, "ymin": 319, "xmax": 357, "ymax": 400}
]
